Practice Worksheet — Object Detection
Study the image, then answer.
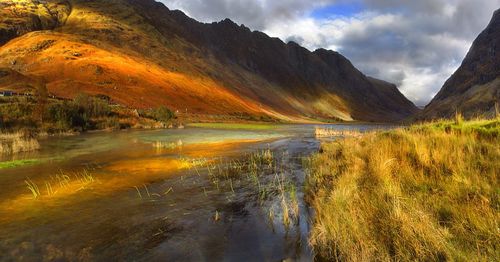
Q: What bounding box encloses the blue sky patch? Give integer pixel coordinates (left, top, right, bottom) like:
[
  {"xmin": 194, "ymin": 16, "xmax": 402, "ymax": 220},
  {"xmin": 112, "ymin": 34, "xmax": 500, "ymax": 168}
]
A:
[{"xmin": 311, "ymin": 2, "xmax": 364, "ymax": 18}]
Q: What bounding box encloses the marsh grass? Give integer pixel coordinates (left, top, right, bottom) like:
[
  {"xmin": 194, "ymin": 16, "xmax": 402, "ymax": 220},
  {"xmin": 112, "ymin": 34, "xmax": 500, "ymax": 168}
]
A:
[
  {"xmin": 0, "ymin": 131, "xmax": 40, "ymax": 156},
  {"xmin": 25, "ymin": 168, "xmax": 99, "ymax": 200},
  {"xmin": 306, "ymin": 119, "xmax": 500, "ymax": 261},
  {"xmin": 190, "ymin": 147, "xmax": 301, "ymax": 228},
  {"xmin": 152, "ymin": 140, "xmax": 183, "ymax": 149},
  {"xmin": 25, "ymin": 178, "xmax": 41, "ymax": 199},
  {"xmin": 315, "ymin": 127, "xmax": 364, "ymax": 138}
]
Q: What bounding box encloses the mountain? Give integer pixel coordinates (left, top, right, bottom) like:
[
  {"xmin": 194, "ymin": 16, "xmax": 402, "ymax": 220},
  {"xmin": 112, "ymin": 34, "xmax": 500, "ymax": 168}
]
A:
[
  {"xmin": 420, "ymin": 9, "xmax": 500, "ymax": 119},
  {"xmin": 0, "ymin": 0, "xmax": 418, "ymax": 122}
]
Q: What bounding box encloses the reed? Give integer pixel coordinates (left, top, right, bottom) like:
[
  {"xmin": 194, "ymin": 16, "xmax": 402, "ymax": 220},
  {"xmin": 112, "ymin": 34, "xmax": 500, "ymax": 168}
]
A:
[
  {"xmin": 24, "ymin": 168, "xmax": 98, "ymax": 200},
  {"xmin": 314, "ymin": 127, "xmax": 363, "ymax": 138},
  {"xmin": 0, "ymin": 131, "xmax": 40, "ymax": 156},
  {"xmin": 189, "ymin": 146, "xmax": 301, "ymax": 229},
  {"xmin": 25, "ymin": 178, "xmax": 41, "ymax": 199},
  {"xmin": 214, "ymin": 210, "xmax": 221, "ymax": 222}
]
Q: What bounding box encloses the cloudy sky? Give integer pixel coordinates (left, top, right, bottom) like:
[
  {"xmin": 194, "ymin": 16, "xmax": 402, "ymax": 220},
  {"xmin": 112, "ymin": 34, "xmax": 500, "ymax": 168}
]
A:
[{"xmin": 158, "ymin": 0, "xmax": 499, "ymax": 106}]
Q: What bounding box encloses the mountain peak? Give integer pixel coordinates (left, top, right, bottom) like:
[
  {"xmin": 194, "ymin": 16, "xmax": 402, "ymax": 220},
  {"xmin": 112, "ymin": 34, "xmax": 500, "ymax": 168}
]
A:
[{"xmin": 219, "ymin": 18, "xmax": 237, "ymax": 25}]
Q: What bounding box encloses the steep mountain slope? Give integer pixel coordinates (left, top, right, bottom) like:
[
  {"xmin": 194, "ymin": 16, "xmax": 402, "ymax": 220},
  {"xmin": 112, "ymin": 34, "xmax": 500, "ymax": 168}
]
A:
[
  {"xmin": 420, "ymin": 9, "xmax": 500, "ymax": 119},
  {"xmin": 0, "ymin": 0, "xmax": 71, "ymax": 45},
  {"xmin": 0, "ymin": 0, "xmax": 418, "ymax": 122}
]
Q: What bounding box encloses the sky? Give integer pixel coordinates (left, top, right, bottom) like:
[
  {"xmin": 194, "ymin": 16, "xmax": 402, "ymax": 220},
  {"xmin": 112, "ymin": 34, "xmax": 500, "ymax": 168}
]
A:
[{"xmin": 157, "ymin": 0, "xmax": 500, "ymax": 106}]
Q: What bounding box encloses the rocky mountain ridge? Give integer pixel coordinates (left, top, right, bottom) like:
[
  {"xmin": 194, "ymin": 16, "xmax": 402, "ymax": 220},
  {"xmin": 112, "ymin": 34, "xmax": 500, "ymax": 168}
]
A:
[
  {"xmin": 420, "ymin": 9, "xmax": 500, "ymax": 119},
  {"xmin": 0, "ymin": 0, "xmax": 419, "ymax": 122}
]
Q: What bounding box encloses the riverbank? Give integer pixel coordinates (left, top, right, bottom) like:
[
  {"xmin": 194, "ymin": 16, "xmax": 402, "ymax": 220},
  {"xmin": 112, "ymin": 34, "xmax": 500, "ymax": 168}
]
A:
[
  {"xmin": 0, "ymin": 94, "xmax": 184, "ymax": 156},
  {"xmin": 305, "ymin": 118, "xmax": 499, "ymax": 261}
]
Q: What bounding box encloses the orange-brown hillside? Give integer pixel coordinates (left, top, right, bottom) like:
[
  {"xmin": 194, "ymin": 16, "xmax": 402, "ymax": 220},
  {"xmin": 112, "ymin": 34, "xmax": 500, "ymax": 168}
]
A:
[{"xmin": 0, "ymin": 0, "xmax": 419, "ymax": 122}]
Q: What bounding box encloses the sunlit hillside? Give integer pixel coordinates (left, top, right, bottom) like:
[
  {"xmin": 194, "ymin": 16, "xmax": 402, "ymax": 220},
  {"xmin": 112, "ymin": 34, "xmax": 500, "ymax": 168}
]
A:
[{"xmin": 0, "ymin": 0, "xmax": 418, "ymax": 122}]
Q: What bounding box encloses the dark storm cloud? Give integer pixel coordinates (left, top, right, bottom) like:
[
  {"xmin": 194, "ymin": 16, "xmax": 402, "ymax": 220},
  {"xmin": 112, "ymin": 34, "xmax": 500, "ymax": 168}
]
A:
[{"xmin": 157, "ymin": 0, "xmax": 500, "ymax": 106}]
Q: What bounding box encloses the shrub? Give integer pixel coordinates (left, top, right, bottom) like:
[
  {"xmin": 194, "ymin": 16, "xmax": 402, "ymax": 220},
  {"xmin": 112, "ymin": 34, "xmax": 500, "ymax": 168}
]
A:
[
  {"xmin": 44, "ymin": 94, "xmax": 113, "ymax": 131},
  {"xmin": 139, "ymin": 106, "xmax": 174, "ymax": 123},
  {"xmin": 0, "ymin": 101, "xmax": 33, "ymax": 119},
  {"xmin": 46, "ymin": 101, "xmax": 87, "ymax": 130},
  {"xmin": 73, "ymin": 93, "xmax": 111, "ymax": 118}
]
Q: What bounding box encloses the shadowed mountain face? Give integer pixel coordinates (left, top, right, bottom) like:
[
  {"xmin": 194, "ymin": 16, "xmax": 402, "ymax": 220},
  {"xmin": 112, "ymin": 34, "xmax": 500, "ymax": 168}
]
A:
[
  {"xmin": 420, "ymin": 9, "xmax": 500, "ymax": 120},
  {"xmin": 0, "ymin": 0, "xmax": 418, "ymax": 122}
]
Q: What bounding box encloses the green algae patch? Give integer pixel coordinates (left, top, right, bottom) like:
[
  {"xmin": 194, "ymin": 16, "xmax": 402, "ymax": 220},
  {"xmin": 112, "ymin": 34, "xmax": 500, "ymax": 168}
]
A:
[
  {"xmin": 187, "ymin": 123, "xmax": 279, "ymax": 130},
  {"xmin": 0, "ymin": 159, "xmax": 42, "ymax": 169}
]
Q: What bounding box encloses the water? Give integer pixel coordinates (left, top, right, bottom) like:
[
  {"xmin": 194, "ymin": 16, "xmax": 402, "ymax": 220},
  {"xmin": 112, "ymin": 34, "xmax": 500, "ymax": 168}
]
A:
[{"xmin": 0, "ymin": 124, "xmax": 383, "ymax": 261}]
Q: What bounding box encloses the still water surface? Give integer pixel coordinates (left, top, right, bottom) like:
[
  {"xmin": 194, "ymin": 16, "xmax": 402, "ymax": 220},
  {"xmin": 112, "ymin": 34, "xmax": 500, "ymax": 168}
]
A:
[{"xmin": 0, "ymin": 124, "xmax": 384, "ymax": 261}]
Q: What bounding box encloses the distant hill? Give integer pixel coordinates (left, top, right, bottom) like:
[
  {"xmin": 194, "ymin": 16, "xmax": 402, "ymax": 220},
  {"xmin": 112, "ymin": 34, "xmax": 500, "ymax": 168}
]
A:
[
  {"xmin": 420, "ymin": 9, "xmax": 500, "ymax": 119},
  {"xmin": 0, "ymin": 0, "xmax": 418, "ymax": 122}
]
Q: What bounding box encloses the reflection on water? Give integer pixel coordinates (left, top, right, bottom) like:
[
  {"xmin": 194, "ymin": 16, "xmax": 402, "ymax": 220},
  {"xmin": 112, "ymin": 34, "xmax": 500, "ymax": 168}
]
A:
[{"xmin": 0, "ymin": 124, "xmax": 386, "ymax": 261}]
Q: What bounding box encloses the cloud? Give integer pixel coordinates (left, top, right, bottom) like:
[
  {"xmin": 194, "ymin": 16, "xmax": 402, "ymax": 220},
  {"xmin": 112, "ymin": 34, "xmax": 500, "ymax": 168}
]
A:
[
  {"xmin": 158, "ymin": 0, "xmax": 500, "ymax": 106},
  {"xmin": 158, "ymin": 0, "xmax": 337, "ymax": 29}
]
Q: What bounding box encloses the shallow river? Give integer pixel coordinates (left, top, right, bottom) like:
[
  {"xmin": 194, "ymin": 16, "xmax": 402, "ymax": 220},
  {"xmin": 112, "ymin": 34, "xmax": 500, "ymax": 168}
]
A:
[{"xmin": 0, "ymin": 124, "xmax": 383, "ymax": 261}]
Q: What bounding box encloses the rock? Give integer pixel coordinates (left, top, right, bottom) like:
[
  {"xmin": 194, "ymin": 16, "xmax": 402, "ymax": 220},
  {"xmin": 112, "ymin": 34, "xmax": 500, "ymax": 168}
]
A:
[
  {"xmin": 0, "ymin": 69, "xmax": 10, "ymax": 77},
  {"xmin": 30, "ymin": 40, "xmax": 56, "ymax": 52}
]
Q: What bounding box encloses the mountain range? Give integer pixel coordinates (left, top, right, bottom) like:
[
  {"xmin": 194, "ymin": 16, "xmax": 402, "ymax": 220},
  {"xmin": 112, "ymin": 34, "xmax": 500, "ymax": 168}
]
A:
[
  {"xmin": 0, "ymin": 0, "xmax": 419, "ymax": 122},
  {"xmin": 420, "ymin": 9, "xmax": 500, "ymax": 119}
]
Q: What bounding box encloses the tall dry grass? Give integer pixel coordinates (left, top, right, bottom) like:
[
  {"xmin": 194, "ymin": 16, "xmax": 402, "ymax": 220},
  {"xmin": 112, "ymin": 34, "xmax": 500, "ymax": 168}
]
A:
[
  {"xmin": 0, "ymin": 131, "xmax": 40, "ymax": 155},
  {"xmin": 306, "ymin": 119, "xmax": 499, "ymax": 261}
]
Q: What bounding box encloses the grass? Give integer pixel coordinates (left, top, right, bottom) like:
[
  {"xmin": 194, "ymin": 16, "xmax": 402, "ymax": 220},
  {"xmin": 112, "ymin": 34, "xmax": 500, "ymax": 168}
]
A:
[
  {"xmin": 315, "ymin": 127, "xmax": 364, "ymax": 138},
  {"xmin": 25, "ymin": 178, "xmax": 41, "ymax": 199},
  {"xmin": 306, "ymin": 119, "xmax": 499, "ymax": 261},
  {"xmin": 195, "ymin": 147, "xmax": 301, "ymax": 228},
  {"xmin": 24, "ymin": 168, "xmax": 99, "ymax": 200},
  {"xmin": 152, "ymin": 140, "xmax": 183, "ymax": 149},
  {"xmin": 187, "ymin": 123, "xmax": 279, "ymax": 130},
  {"xmin": 0, "ymin": 131, "xmax": 40, "ymax": 156}
]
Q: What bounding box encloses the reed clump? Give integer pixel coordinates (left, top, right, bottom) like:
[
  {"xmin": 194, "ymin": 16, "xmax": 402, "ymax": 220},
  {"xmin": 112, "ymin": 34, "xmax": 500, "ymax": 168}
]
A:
[
  {"xmin": 0, "ymin": 131, "xmax": 40, "ymax": 155},
  {"xmin": 25, "ymin": 168, "xmax": 98, "ymax": 199},
  {"xmin": 152, "ymin": 139, "xmax": 183, "ymax": 149},
  {"xmin": 315, "ymin": 127, "xmax": 364, "ymax": 138},
  {"xmin": 306, "ymin": 119, "xmax": 499, "ymax": 261}
]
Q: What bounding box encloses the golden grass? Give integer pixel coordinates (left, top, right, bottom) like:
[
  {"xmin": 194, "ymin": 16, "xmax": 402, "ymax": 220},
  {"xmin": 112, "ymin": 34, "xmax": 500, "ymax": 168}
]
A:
[
  {"xmin": 306, "ymin": 119, "xmax": 499, "ymax": 261},
  {"xmin": 315, "ymin": 127, "xmax": 364, "ymax": 138},
  {"xmin": 0, "ymin": 131, "xmax": 40, "ymax": 155}
]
